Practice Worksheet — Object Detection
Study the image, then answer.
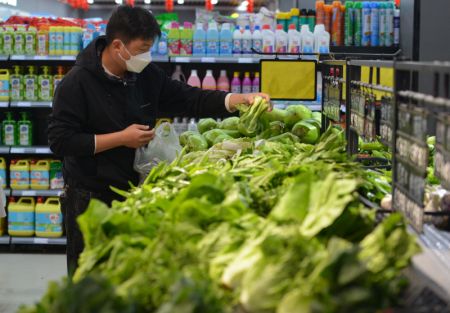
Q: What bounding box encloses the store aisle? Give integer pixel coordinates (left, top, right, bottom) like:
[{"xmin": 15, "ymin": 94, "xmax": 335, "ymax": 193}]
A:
[{"xmin": 0, "ymin": 254, "xmax": 66, "ymax": 313}]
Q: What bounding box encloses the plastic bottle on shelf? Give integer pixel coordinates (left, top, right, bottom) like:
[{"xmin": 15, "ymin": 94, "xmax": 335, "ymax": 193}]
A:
[
  {"xmin": 38, "ymin": 66, "xmax": 53, "ymax": 101},
  {"xmin": 219, "ymin": 23, "xmax": 233, "ymax": 56},
  {"xmin": 71, "ymin": 27, "xmax": 82, "ymax": 55},
  {"xmin": 217, "ymin": 70, "xmax": 230, "ymax": 92},
  {"xmin": 158, "ymin": 31, "xmax": 168, "ymax": 56},
  {"xmin": 53, "ymin": 66, "xmax": 65, "ymax": 94},
  {"xmin": 276, "ymin": 13, "xmax": 286, "ymax": 31},
  {"xmin": 18, "ymin": 112, "xmax": 32, "ymax": 146},
  {"xmin": 242, "ymin": 72, "xmax": 252, "ymax": 94},
  {"xmin": 307, "ymin": 9, "xmax": 316, "ymax": 32},
  {"xmin": 0, "ymin": 158, "xmax": 5, "ymax": 188},
  {"xmin": 63, "ymin": 26, "xmax": 71, "ymax": 55},
  {"xmin": 378, "ymin": 2, "xmax": 386, "ymax": 47},
  {"xmin": 300, "ymin": 25, "xmax": 315, "ymax": 53},
  {"xmin": 331, "ymin": 1, "xmax": 343, "ymax": 46},
  {"xmin": 385, "ymin": 2, "xmax": 394, "ymax": 47},
  {"xmin": 344, "ymin": 1, "xmax": 354, "ymax": 46},
  {"xmin": 314, "ymin": 24, "xmax": 330, "ymax": 54},
  {"xmin": 10, "ymin": 160, "xmax": 30, "ymax": 190},
  {"xmin": 262, "ymin": 24, "xmax": 275, "ymax": 53},
  {"xmin": 241, "ymin": 25, "xmax": 253, "ymax": 55},
  {"xmin": 180, "ymin": 22, "xmax": 193, "ymax": 56},
  {"xmin": 288, "ymin": 24, "xmax": 301, "ymax": 53},
  {"xmin": 55, "ymin": 26, "xmax": 64, "ymax": 55},
  {"xmin": 202, "ymin": 69, "xmax": 216, "ymax": 90},
  {"xmin": 168, "ymin": 22, "xmax": 180, "ymax": 56},
  {"xmin": 50, "ymin": 160, "xmax": 64, "ymax": 190},
  {"xmin": 3, "ymin": 112, "xmax": 16, "ymax": 146},
  {"xmin": 187, "ymin": 69, "xmax": 201, "ymax": 88},
  {"xmin": 10, "ymin": 66, "xmax": 22, "ymax": 101},
  {"xmin": 35, "ymin": 197, "xmax": 63, "ymax": 238},
  {"xmin": 25, "ymin": 26, "xmax": 37, "ymax": 55},
  {"xmin": 14, "ymin": 25, "xmax": 25, "ymax": 55},
  {"xmin": 231, "ymin": 72, "xmax": 241, "ymax": 93},
  {"xmin": 193, "ymin": 23, "xmax": 206, "ymax": 56},
  {"xmin": 24, "ymin": 66, "xmax": 38, "ymax": 101},
  {"xmin": 252, "ymin": 72, "xmax": 260, "ymax": 93},
  {"xmin": 37, "ymin": 25, "xmax": 49, "ymax": 56},
  {"xmin": 252, "ymin": 25, "xmax": 262, "ymax": 55},
  {"xmin": 300, "ymin": 9, "xmax": 308, "ymax": 28},
  {"xmin": 290, "ymin": 8, "xmax": 300, "ymax": 30},
  {"xmin": 171, "ymin": 65, "xmax": 186, "ymax": 82},
  {"xmin": 30, "ymin": 160, "xmax": 50, "ymax": 190},
  {"xmin": 316, "ymin": 1, "xmax": 326, "ymax": 26},
  {"xmin": 0, "ymin": 69, "xmax": 9, "ymax": 101},
  {"xmin": 394, "ymin": 8, "xmax": 400, "ymax": 47},
  {"xmin": 48, "ymin": 26, "xmax": 57, "ymax": 56},
  {"xmin": 8, "ymin": 197, "xmax": 35, "ymax": 237},
  {"xmin": 232, "ymin": 25, "xmax": 242, "ymax": 56},
  {"xmin": 370, "ymin": 2, "xmax": 380, "ymax": 47},
  {"xmin": 3, "ymin": 26, "xmax": 14, "ymax": 55},
  {"xmin": 353, "ymin": 2, "xmax": 362, "ymax": 46},
  {"xmin": 362, "ymin": 2, "xmax": 371, "ymax": 47},
  {"xmin": 275, "ymin": 24, "xmax": 288, "ymax": 53},
  {"xmin": 187, "ymin": 118, "xmax": 198, "ymax": 132},
  {"xmin": 206, "ymin": 22, "xmax": 219, "ymax": 56}
]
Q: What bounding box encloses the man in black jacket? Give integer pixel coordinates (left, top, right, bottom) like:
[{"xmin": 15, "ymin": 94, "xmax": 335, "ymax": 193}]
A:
[{"xmin": 48, "ymin": 5, "xmax": 269, "ymax": 274}]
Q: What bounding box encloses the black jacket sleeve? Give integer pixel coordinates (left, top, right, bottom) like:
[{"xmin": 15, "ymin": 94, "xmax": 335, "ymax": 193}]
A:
[
  {"xmin": 48, "ymin": 71, "xmax": 95, "ymax": 157},
  {"xmin": 156, "ymin": 66, "xmax": 231, "ymax": 118}
]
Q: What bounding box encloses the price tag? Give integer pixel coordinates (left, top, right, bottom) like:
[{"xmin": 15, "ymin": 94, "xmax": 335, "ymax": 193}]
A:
[
  {"xmin": 33, "ymin": 55, "xmax": 47, "ymax": 60},
  {"xmin": 61, "ymin": 55, "xmax": 75, "ymax": 60},
  {"xmin": 11, "ymin": 147, "xmax": 25, "ymax": 153},
  {"xmin": 201, "ymin": 57, "xmax": 215, "ymax": 63},
  {"xmin": 238, "ymin": 57, "xmax": 253, "ymax": 63},
  {"xmin": 36, "ymin": 148, "xmax": 51, "ymax": 154},
  {"xmin": 22, "ymin": 190, "xmax": 37, "ymax": 196},
  {"xmin": 0, "ymin": 102, "xmax": 8, "ymax": 108},
  {"xmin": 174, "ymin": 57, "xmax": 189, "ymax": 63},
  {"xmin": 17, "ymin": 102, "xmax": 31, "ymax": 107},
  {"xmin": 13, "ymin": 55, "xmax": 25, "ymax": 60},
  {"xmin": 34, "ymin": 238, "xmax": 49, "ymax": 244}
]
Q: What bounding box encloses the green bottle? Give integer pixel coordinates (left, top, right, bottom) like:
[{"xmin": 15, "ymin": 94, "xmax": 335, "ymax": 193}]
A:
[
  {"xmin": 2, "ymin": 112, "xmax": 16, "ymax": 146},
  {"xmin": 345, "ymin": 1, "xmax": 354, "ymax": 46},
  {"xmin": 18, "ymin": 112, "xmax": 32, "ymax": 146},
  {"xmin": 10, "ymin": 66, "xmax": 23, "ymax": 101},
  {"xmin": 353, "ymin": 2, "xmax": 363, "ymax": 46},
  {"xmin": 38, "ymin": 66, "xmax": 53, "ymax": 101},
  {"xmin": 14, "ymin": 25, "xmax": 26, "ymax": 55},
  {"xmin": 24, "ymin": 66, "xmax": 37, "ymax": 101},
  {"xmin": 3, "ymin": 26, "xmax": 14, "ymax": 55}
]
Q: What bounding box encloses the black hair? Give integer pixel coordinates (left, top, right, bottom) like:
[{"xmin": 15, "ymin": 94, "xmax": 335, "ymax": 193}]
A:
[{"xmin": 106, "ymin": 5, "xmax": 161, "ymax": 45}]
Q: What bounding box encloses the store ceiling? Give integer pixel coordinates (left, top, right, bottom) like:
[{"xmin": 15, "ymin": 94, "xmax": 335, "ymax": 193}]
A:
[{"xmin": 85, "ymin": 0, "xmax": 270, "ymax": 10}]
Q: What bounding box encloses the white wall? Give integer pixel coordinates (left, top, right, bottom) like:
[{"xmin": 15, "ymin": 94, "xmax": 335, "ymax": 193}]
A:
[{"xmin": 14, "ymin": 0, "xmax": 78, "ymax": 17}]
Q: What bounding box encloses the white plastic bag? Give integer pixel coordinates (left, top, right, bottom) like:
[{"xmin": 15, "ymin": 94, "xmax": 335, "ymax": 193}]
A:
[
  {"xmin": 0, "ymin": 178, "xmax": 6, "ymax": 218},
  {"xmin": 134, "ymin": 122, "xmax": 182, "ymax": 184}
]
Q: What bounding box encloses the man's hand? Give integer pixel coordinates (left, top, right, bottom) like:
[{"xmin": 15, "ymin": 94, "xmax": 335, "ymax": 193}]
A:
[
  {"xmin": 228, "ymin": 93, "xmax": 272, "ymax": 112},
  {"xmin": 121, "ymin": 124, "xmax": 155, "ymax": 148}
]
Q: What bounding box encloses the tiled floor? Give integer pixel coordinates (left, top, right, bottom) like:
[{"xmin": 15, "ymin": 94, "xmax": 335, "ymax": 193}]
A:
[{"xmin": 0, "ymin": 254, "xmax": 66, "ymax": 313}]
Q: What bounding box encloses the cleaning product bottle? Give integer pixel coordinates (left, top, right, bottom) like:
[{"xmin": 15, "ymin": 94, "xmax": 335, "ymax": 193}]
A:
[
  {"xmin": 0, "ymin": 69, "xmax": 9, "ymax": 101},
  {"xmin": 288, "ymin": 24, "xmax": 301, "ymax": 53},
  {"xmin": 276, "ymin": 13, "xmax": 286, "ymax": 31},
  {"xmin": 385, "ymin": 2, "xmax": 394, "ymax": 47},
  {"xmin": 187, "ymin": 69, "xmax": 201, "ymax": 88},
  {"xmin": 3, "ymin": 112, "xmax": 16, "ymax": 146},
  {"xmin": 262, "ymin": 24, "xmax": 275, "ymax": 53},
  {"xmin": 290, "ymin": 8, "xmax": 300, "ymax": 30},
  {"xmin": 0, "ymin": 158, "xmax": 6, "ymax": 188},
  {"xmin": 48, "ymin": 26, "xmax": 57, "ymax": 56},
  {"xmin": 394, "ymin": 8, "xmax": 400, "ymax": 47},
  {"xmin": 202, "ymin": 69, "xmax": 216, "ymax": 90},
  {"xmin": 300, "ymin": 9, "xmax": 308, "ymax": 28},
  {"xmin": 252, "ymin": 25, "xmax": 262, "ymax": 54},
  {"xmin": 344, "ymin": 1, "xmax": 354, "ymax": 46},
  {"xmin": 71, "ymin": 27, "xmax": 82, "ymax": 55},
  {"xmin": 193, "ymin": 23, "xmax": 206, "ymax": 56},
  {"xmin": 217, "ymin": 70, "xmax": 230, "ymax": 92},
  {"xmin": 8, "ymin": 197, "xmax": 35, "ymax": 237},
  {"xmin": 158, "ymin": 30, "xmax": 168, "ymax": 56},
  {"xmin": 55, "ymin": 26, "xmax": 64, "ymax": 55},
  {"xmin": 378, "ymin": 2, "xmax": 386, "ymax": 47},
  {"xmin": 252, "ymin": 72, "xmax": 260, "ymax": 93},
  {"xmin": 53, "ymin": 66, "xmax": 65, "ymax": 94},
  {"xmin": 37, "ymin": 25, "xmax": 49, "ymax": 56},
  {"xmin": 314, "ymin": 24, "xmax": 330, "ymax": 54},
  {"xmin": 3, "ymin": 26, "xmax": 14, "ymax": 55},
  {"xmin": 168, "ymin": 22, "xmax": 180, "ymax": 56},
  {"xmin": 362, "ymin": 2, "xmax": 371, "ymax": 47},
  {"xmin": 331, "ymin": 1, "xmax": 343, "ymax": 46},
  {"xmin": 14, "ymin": 25, "xmax": 25, "ymax": 55},
  {"xmin": 354, "ymin": 2, "xmax": 363, "ymax": 46},
  {"xmin": 307, "ymin": 9, "xmax": 316, "ymax": 32},
  {"xmin": 50, "ymin": 160, "xmax": 64, "ymax": 190},
  {"xmin": 63, "ymin": 26, "xmax": 72, "ymax": 55},
  {"xmin": 231, "ymin": 72, "xmax": 241, "ymax": 93},
  {"xmin": 316, "ymin": 1, "xmax": 326, "ymax": 26},
  {"xmin": 10, "ymin": 66, "xmax": 22, "ymax": 101},
  {"xmin": 300, "ymin": 25, "xmax": 315, "ymax": 53},
  {"xmin": 38, "ymin": 66, "xmax": 53, "ymax": 101},
  {"xmin": 206, "ymin": 22, "xmax": 219, "ymax": 56},
  {"xmin": 35, "ymin": 197, "xmax": 63, "ymax": 238},
  {"xmin": 24, "ymin": 66, "xmax": 38, "ymax": 101},
  {"xmin": 25, "ymin": 26, "xmax": 37, "ymax": 55},
  {"xmin": 171, "ymin": 65, "xmax": 186, "ymax": 82},
  {"xmin": 242, "ymin": 72, "xmax": 252, "ymax": 94},
  {"xmin": 18, "ymin": 112, "xmax": 32, "ymax": 146},
  {"xmin": 324, "ymin": 5, "xmax": 333, "ymax": 33},
  {"xmin": 370, "ymin": 2, "xmax": 380, "ymax": 46},
  {"xmin": 275, "ymin": 24, "xmax": 288, "ymax": 53},
  {"xmin": 219, "ymin": 23, "xmax": 233, "ymax": 56},
  {"xmin": 241, "ymin": 25, "xmax": 253, "ymax": 55},
  {"xmin": 10, "ymin": 159, "xmax": 30, "ymax": 189},
  {"xmin": 232, "ymin": 25, "xmax": 242, "ymax": 55},
  {"xmin": 30, "ymin": 160, "xmax": 50, "ymax": 190}
]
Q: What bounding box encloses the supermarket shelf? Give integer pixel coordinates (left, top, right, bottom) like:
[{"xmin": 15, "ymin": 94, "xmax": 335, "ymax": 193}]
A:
[
  {"xmin": 0, "ymin": 101, "xmax": 9, "ymax": 108},
  {"xmin": 0, "ymin": 55, "xmax": 8, "ymax": 61},
  {"xmin": 10, "ymin": 236, "xmax": 66, "ymax": 245},
  {"xmin": 152, "ymin": 55, "xmax": 169, "ymax": 62},
  {"xmin": 0, "ymin": 146, "xmax": 10, "ymax": 154},
  {"xmin": 10, "ymin": 146, "xmax": 52, "ymax": 154},
  {"xmin": 11, "ymin": 189, "xmax": 63, "ymax": 197},
  {"xmin": 10, "ymin": 101, "xmax": 52, "ymax": 108},
  {"xmin": 348, "ymin": 59, "xmax": 395, "ymax": 68},
  {"xmin": 0, "ymin": 236, "xmax": 10, "ymax": 245},
  {"xmin": 10, "ymin": 55, "xmax": 76, "ymax": 61},
  {"xmin": 170, "ymin": 56, "xmax": 269, "ymax": 64}
]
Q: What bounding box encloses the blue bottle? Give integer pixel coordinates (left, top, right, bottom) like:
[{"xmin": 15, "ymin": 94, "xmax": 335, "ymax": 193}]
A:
[
  {"xmin": 219, "ymin": 23, "xmax": 233, "ymax": 56},
  {"xmin": 158, "ymin": 31, "xmax": 168, "ymax": 56},
  {"xmin": 370, "ymin": 2, "xmax": 380, "ymax": 46},
  {"xmin": 206, "ymin": 22, "xmax": 219, "ymax": 56},
  {"xmin": 193, "ymin": 23, "xmax": 206, "ymax": 56},
  {"xmin": 151, "ymin": 36, "xmax": 159, "ymax": 54},
  {"xmin": 362, "ymin": 2, "xmax": 371, "ymax": 47}
]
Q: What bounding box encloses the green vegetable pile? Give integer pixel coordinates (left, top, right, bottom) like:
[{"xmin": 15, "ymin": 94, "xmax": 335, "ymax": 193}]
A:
[{"xmin": 20, "ymin": 99, "xmax": 419, "ymax": 313}]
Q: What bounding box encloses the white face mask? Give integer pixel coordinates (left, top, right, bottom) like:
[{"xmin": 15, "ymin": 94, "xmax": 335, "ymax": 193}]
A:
[{"xmin": 118, "ymin": 42, "xmax": 152, "ymax": 73}]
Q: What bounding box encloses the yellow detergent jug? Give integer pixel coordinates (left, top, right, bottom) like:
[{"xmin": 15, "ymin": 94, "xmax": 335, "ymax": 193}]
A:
[
  {"xmin": 8, "ymin": 197, "xmax": 35, "ymax": 237},
  {"xmin": 0, "ymin": 157, "xmax": 6, "ymax": 188},
  {"xmin": 0, "ymin": 216, "xmax": 5, "ymax": 236},
  {"xmin": 10, "ymin": 159, "xmax": 30, "ymax": 190},
  {"xmin": 30, "ymin": 160, "xmax": 50, "ymax": 190},
  {"xmin": 0, "ymin": 69, "xmax": 10, "ymax": 101},
  {"xmin": 35, "ymin": 197, "xmax": 63, "ymax": 238}
]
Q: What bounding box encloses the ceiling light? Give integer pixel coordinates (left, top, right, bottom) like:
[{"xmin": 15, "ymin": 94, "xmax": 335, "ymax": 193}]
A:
[
  {"xmin": 237, "ymin": 0, "xmax": 248, "ymax": 11},
  {"xmin": 211, "ymin": 0, "xmax": 218, "ymax": 4},
  {"xmin": 115, "ymin": 0, "xmax": 123, "ymax": 4},
  {"xmin": 87, "ymin": 0, "xmax": 94, "ymax": 4},
  {"xmin": 144, "ymin": 0, "xmax": 151, "ymax": 3},
  {"xmin": 177, "ymin": 0, "xmax": 184, "ymax": 4}
]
